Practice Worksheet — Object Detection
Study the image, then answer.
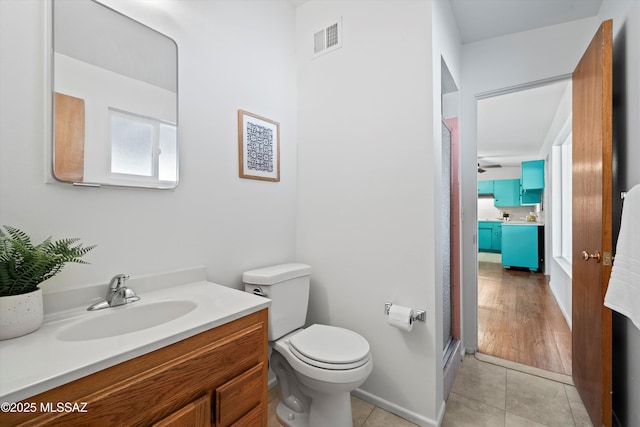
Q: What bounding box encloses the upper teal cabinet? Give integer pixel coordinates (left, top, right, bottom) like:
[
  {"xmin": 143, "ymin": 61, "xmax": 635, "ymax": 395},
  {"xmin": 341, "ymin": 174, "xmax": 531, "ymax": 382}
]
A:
[
  {"xmin": 478, "ymin": 180, "xmax": 494, "ymax": 195},
  {"xmin": 520, "ymin": 186, "xmax": 542, "ymax": 205},
  {"xmin": 493, "ymin": 179, "xmax": 520, "ymax": 207},
  {"xmin": 521, "ymin": 160, "xmax": 545, "ymax": 190}
]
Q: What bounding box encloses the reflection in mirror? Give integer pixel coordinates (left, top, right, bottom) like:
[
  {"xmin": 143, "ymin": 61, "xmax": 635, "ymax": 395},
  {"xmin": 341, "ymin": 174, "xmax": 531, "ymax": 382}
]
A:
[{"xmin": 52, "ymin": 0, "xmax": 178, "ymax": 189}]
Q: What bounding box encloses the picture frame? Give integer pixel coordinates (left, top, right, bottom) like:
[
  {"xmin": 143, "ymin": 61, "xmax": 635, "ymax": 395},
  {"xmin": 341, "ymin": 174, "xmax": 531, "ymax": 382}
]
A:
[{"xmin": 237, "ymin": 109, "xmax": 280, "ymax": 182}]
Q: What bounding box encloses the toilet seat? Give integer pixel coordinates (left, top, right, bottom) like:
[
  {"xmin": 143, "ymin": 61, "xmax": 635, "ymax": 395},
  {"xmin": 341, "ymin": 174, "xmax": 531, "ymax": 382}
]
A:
[{"xmin": 288, "ymin": 324, "xmax": 371, "ymax": 370}]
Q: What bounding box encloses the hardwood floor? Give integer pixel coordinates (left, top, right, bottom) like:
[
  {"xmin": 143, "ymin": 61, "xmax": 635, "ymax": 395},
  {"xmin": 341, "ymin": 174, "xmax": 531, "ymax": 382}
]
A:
[{"xmin": 477, "ymin": 260, "xmax": 572, "ymax": 375}]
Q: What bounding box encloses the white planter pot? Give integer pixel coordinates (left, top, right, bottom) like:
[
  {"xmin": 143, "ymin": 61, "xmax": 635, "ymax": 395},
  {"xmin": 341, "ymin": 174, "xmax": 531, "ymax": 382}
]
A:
[{"xmin": 0, "ymin": 288, "xmax": 44, "ymax": 340}]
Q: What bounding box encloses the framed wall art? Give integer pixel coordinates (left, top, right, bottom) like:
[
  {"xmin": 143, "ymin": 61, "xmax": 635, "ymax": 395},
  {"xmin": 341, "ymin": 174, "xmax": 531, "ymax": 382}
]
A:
[{"xmin": 237, "ymin": 109, "xmax": 280, "ymax": 182}]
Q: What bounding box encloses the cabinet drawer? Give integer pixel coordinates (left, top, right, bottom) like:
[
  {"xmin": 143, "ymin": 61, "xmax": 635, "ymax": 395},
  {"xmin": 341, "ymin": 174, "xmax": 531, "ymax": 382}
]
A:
[
  {"xmin": 216, "ymin": 363, "xmax": 264, "ymax": 427},
  {"xmin": 152, "ymin": 394, "xmax": 210, "ymax": 427},
  {"xmin": 229, "ymin": 405, "xmax": 262, "ymax": 427}
]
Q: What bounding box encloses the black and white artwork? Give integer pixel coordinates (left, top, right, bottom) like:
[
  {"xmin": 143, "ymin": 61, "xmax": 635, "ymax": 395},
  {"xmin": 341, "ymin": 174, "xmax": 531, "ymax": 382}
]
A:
[{"xmin": 238, "ymin": 110, "xmax": 280, "ymax": 181}]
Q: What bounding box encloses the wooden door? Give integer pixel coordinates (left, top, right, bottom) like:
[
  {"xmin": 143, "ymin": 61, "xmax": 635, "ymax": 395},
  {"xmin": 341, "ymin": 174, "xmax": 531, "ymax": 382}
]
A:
[
  {"xmin": 54, "ymin": 92, "xmax": 85, "ymax": 182},
  {"xmin": 572, "ymin": 19, "xmax": 613, "ymax": 427}
]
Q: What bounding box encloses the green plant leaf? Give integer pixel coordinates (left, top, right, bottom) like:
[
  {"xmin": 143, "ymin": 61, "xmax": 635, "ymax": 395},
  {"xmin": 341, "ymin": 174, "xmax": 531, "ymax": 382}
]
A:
[{"xmin": 0, "ymin": 226, "xmax": 95, "ymax": 296}]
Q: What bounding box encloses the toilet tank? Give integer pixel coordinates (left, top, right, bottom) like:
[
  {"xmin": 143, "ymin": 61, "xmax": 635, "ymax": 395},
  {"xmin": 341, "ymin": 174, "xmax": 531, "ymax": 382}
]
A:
[{"xmin": 243, "ymin": 263, "xmax": 311, "ymax": 341}]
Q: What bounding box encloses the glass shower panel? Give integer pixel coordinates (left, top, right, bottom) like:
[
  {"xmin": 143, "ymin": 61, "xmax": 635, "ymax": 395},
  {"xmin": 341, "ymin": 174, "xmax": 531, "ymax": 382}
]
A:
[{"xmin": 442, "ymin": 121, "xmax": 452, "ymax": 353}]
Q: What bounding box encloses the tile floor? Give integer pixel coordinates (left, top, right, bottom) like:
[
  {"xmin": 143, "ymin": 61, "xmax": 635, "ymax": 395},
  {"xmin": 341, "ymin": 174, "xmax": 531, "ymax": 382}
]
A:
[
  {"xmin": 267, "ymin": 385, "xmax": 419, "ymax": 427},
  {"xmin": 443, "ymin": 355, "xmax": 593, "ymax": 426},
  {"xmin": 267, "ymin": 354, "xmax": 593, "ymax": 427}
]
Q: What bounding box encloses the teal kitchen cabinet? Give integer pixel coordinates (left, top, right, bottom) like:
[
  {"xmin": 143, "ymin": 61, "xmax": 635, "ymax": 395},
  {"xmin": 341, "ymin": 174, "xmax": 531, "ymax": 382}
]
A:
[
  {"xmin": 501, "ymin": 224, "xmax": 542, "ymax": 271},
  {"xmin": 478, "ymin": 222, "xmax": 493, "ymax": 251},
  {"xmin": 521, "ymin": 160, "xmax": 544, "ymax": 190},
  {"xmin": 493, "ymin": 179, "xmax": 520, "ymax": 207},
  {"xmin": 520, "ymin": 182, "xmax": 542, "ymax": 205},
  {"xmin": 478, "ymin": 180, "xmax": 494, "ymax": 195},
  {"xmin": 478, "ymin": 221, "xmax": 502, "ymax": 252},
  {"xmin": 492, "ymin": 223, "xmax": 502, "ymax": 251}
]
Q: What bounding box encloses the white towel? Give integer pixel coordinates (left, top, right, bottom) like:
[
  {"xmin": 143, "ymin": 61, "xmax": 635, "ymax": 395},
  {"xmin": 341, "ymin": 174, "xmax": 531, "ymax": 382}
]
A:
[{"xmin": 604, "ymin": 184, "xmax": 640, "ymax": 330}]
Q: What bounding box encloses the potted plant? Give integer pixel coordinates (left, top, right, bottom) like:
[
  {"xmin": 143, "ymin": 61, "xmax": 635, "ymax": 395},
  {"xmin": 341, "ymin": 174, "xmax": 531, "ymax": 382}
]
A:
[{"xmin": 0, "ymin": 226, "xmax": 95, "ymax": 340}]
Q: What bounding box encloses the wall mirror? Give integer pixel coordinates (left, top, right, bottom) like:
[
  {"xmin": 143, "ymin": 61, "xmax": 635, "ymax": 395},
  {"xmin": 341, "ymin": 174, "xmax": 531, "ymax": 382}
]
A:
[{"xmin": 51, "ymin": 0, "xmax": 178, "ymax": 189}]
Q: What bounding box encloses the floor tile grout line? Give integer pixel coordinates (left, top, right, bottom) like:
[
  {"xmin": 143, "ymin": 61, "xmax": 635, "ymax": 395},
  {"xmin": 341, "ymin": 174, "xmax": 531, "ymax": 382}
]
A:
[
  {"xmin": 563, "ymin": 383, "xmax": 579, "ymax": 427},
  {"xmin": 448, "ymin": 390, "xmax": 508, "ymax": 414},
  {"xmin": 360, "ymin": 406, "xmax": 374, "ymax": 427},
  {"xmin": 475, "ymin": 353, "xmax": 573, "ymax": 385},
  {"xmin": 504, "ymin": 362, "xmax": 508, "ymax": 419}
]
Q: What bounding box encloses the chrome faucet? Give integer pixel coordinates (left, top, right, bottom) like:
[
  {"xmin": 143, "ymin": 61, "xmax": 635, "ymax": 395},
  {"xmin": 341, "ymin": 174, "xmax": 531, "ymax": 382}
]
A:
[{"xmin": 87, "ymin": 274, "xmax": 140, "ymax": 311}]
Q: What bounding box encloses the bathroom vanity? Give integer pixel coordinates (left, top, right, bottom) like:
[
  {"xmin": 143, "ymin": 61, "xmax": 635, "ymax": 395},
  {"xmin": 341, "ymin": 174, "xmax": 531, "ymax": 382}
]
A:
[{"xmin": 0, "ymin": 268, "xmax": 269, "ymax": 426}]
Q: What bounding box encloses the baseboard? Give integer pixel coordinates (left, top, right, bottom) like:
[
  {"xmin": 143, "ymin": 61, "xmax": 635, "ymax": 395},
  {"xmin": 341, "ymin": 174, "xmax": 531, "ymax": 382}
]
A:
[
  {"xmin": 268, "ymin": 376, "xmax": 278, "ymax": 390},
  {"xmin": 548, "ymin": 279, "xmax": 572, "ymax": 329},
  {"xmin": 351, "ymin": 388, "xmax": 439, "ymax": 427}
]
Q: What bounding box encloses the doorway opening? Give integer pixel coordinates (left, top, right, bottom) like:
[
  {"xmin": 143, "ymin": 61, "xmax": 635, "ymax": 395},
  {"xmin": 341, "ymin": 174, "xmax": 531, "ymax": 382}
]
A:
[{"xmin": 475, "ymin": 78, "xmax": 573, "ymax": 376}]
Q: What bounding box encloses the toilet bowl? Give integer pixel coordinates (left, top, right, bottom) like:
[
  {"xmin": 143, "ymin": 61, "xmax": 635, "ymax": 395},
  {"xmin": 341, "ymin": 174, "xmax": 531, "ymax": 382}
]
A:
[
  {"xmin": 242, "ymin": 263, "xmax": 373, "ymax": 427},
  {"xmin": 270, "ymin": 325, "xmax": 373, "ymax": 427}
]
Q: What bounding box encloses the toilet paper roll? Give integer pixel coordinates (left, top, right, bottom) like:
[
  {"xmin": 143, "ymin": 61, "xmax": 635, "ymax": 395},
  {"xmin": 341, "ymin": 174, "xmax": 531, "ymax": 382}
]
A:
[{"xmin": 387, "ymin": 304, "xmax": 414, "ymax": 332}]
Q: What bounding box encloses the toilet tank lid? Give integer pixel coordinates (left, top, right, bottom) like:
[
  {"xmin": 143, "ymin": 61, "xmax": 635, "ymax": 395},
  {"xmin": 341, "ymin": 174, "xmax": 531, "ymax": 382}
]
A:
[{"xmin": 242, "ymin": 263, "xmax": 311, "ymax": 285}]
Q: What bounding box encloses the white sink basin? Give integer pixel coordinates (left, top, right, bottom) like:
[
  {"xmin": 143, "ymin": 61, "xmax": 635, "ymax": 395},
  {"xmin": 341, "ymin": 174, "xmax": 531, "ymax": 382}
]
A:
[{"xmin": 57, "ymin": 300, "xmax": 197, "ymax": 341}]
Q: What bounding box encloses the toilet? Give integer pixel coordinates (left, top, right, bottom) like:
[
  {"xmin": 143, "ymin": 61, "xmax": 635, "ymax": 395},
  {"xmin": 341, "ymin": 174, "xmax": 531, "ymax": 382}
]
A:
[{"xmin": 243, "ymin": 263, "xmax": 373, "ymax": 427}]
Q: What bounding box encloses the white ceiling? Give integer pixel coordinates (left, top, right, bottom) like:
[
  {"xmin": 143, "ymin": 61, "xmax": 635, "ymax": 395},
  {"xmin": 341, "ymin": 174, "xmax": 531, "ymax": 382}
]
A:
[
  {"xmin": 450, "ymin": 0, "xmax": 602, "ymax": 44},
  {"xmin": 477, "ymin": 80, "xmax": 570, "ymax": 167}
]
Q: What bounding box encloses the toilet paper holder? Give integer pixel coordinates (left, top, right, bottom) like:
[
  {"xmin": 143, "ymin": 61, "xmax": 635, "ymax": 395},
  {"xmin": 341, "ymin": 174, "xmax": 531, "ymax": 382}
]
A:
[{"xmin": 384, "ymin": 302, "xmax": 426, "ymax": 322}]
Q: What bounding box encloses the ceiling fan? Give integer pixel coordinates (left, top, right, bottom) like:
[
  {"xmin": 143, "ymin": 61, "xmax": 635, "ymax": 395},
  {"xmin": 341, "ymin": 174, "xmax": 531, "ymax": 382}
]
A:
[{"xmin": 477, "ymin": 162, "xmax": 502, "ymax": 173}]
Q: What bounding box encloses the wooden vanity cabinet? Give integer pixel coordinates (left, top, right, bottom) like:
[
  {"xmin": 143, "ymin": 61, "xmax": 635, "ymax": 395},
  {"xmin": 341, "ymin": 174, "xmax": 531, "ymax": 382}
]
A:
[
  {"xmin": 153, "ymin": 394, "xmax": 211, "ymax": 427},
  {"xmin": 3, "ymin": 309, "xmax": 268, "ymax": 427}
]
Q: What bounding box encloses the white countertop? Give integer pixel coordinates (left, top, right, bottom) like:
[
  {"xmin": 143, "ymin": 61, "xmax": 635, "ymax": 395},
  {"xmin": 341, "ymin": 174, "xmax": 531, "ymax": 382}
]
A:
[
  {"xmin": 478, "ymin": 219, "xmax": 544, "ymax": 226},
  {"xmin": 0, "ymin": 267, "xmax": 270, "ymax": 403}
]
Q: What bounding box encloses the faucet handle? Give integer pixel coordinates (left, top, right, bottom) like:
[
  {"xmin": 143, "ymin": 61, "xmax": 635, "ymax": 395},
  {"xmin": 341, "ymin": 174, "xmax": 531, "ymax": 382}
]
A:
[
  {"xmin": 109, "ymin": 273, "xmax": 130, "ymax": 291},
  {"xmin": 123, "ymin": 287, "xmax": 140, "ymax": 304}
]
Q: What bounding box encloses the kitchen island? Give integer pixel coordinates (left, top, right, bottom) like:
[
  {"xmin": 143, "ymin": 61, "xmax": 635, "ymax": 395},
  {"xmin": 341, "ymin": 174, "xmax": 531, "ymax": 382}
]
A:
[{"xmin": 501, "ymin": 222, "xmax": 544, "ymax": 271}]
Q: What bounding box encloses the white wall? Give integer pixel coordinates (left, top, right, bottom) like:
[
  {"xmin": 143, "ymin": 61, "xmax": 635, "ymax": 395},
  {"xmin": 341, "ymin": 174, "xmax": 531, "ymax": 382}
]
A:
[
  {"xmin": 597, "ymin": 1, "xmax": 640, "ymax": 425},
  {"xmin": 296, "ymin": 0, "xmax": 460, "ymax": 424},
  {"xmin": 460, "ymin": 17, "xmax": 598, "ymax": 351},
  {"xmin": 0, "ymin": 0, "xmax": 297, "ymax": 290},
  {"xmin": 477, "ymin": 165, "xmax": 520, "ymax": 181},
  {"xmin": 540, "ymin": 83, "xmax": 572, "ymax": 327}
]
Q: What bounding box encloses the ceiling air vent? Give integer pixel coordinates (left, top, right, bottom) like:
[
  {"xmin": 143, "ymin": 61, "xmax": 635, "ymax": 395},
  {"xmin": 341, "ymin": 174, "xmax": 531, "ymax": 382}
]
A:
[{"xmin": 313, "ymin": 18, "xmax": 343, "ymax": 58}]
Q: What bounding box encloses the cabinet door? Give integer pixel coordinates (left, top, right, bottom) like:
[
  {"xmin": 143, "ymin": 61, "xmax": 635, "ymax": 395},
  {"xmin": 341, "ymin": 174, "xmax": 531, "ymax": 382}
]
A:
[
  {"xmin": 492, "ymin": 224, "xmax": 502, "ymax": 251},
  {"xmin": 502, "ymin": 226, "xmax": 538, "ymax": 270},
  {"xmin": 215, "ymin": 363, "xmax": 264, "ymax": 427},
  {"xmin": 493, "ymin": 179, "xmax": 520, "ymax": 207},
  {"xmin": 478, "ymin": 223, "xmax": 493, "ymax": 251},
  {"xmin": 520, "ymin": 187, "xmax": 542, "ymax": 205},
  {"xmin": 478, "ymin": 180, "xmax": 494, "ymax": 195},
  {"xmin": 153, "ymin": 395, "xmax": 211, "ymax": 427},
  {"xmin": 521, "ymin": 160, "xmax": 544, "ymax": 190}
]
